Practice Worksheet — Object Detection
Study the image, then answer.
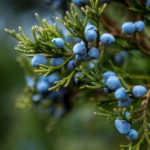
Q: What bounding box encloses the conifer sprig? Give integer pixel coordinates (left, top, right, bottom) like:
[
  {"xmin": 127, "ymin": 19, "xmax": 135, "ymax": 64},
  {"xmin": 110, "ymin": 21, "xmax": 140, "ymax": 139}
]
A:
[{"xmin": 5, "ymin": 0, "xmax": 150, "ymax": 149}]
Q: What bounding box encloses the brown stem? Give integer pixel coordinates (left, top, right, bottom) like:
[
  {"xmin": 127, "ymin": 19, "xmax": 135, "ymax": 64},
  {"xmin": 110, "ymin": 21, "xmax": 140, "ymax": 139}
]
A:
[{"xmin": 141, "ymin": 89, "xmax": 150, "ymax": 108}]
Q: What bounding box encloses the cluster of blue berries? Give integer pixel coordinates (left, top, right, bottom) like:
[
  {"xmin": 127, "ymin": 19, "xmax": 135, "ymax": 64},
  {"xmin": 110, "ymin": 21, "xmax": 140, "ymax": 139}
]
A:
[
  {"xmin": 122, "ymin": 20, "xmax": 145, "ymax": 35},
  {"xmin": 102, "ymin": 71, "xmax": 147, "ymax": 141},
  {"xmin": 72, "ymin": 23, "xmax": 115, "ymax": 83},
  {"xmin": 103, "ymin": 71, "xmax": 147, "ymax": 108},
  {"xmin": 31, "ymin": 21, "xmax": 115, "ymax": 85},
  {"xmin": 25, "ymin": 73, "xmax": 70, "ymax": 118},
  {"xmin": 115, "ymin": 117, "xmax": 138, "ymax": 141},
  {"xmin": 81, "ymin": 23, "xmax": 115, "ymax": 47},
  {"xmin": 32, "ymin": 38, "xmax": 65, "ymax": 68}
]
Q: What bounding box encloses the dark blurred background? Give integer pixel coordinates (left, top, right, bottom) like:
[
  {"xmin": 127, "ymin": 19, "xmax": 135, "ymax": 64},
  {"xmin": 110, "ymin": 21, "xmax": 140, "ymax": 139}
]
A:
[{"xmin": 0, "ymin": 0, "xmax": 125, "ymax": 150}]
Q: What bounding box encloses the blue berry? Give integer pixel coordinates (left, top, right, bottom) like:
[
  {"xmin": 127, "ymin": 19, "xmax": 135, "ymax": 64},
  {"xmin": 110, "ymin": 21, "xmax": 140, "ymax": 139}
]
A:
[
  {"xmin": 66, "ymin": 60, "xmax": 76, "ymax": 70},
  {"xmin": 88, "ymin": 59, "xmax": 98, "ymax": 69},
  {"xmin": 88, "ymin": 47, "xmax": 99, "ymax": 59},
  {"xmin": 134, "ymin": 21, "xmax": 145, "ymax": 32},
  {"xmin": 118, "ymin": 97, "xmax": 131, "ymax": 108},
  {"xmin": 102, "ymin": 71, "xmax": 116, "ymax": 83},
  {"xmin": 125, "ymin": 112, "xmax": 130, "ymax": 119},
  {"xmin": 115, "ymin": 88, "xmax": 129, "ymax": 101},
  {"xmin": 84, "ymin": 24, "xmax": 97, "ymax": 42},
  {"xmin": 52, "ymin": 38, "xmax": 64, "ymax": 49},
  {"xmin": 32, "ymin": 94, "xmax": 41, "ymax": 102},
  {"xmin": 47, "ymin": 73, "xmax": 60, "ymax": 84},
  {"xmin": 85, "ymin": 24, "xmax": 97, "ymax": 32},
  {"xmin": 36, "ymin": 80, "xmax": 50, "ymax": 93},
  {"xmin": 114, "ymin": 51, "xmax": 129, "ymax": 65},
  {"xmin": 122, "ymin": 22, "xmax": 135, "ymax": 34},
  {"xmin": 48, "ymin": 90, "xmax": 59, "ymax": 100},
  {"xmin": 132, "ymin": 85, "xmax": 147, "ymax": 98},
  {"xmin": 50, "ymin": 57, "xmax": 64, "ymax": 66},
  {"xmin": 120, "ymin": 50, "xmax": 129, "ymax": 58},
  {"xmin": 25, "ymin": 76, "xmax": 34, "ymax": 88},
  {"xmin": 114, "ymin": 53, "xmax": 124, "ymax": 65},
  {"xmin": 85, "ymin": 30, "xmax": 97, "ymax": 42},
  {"xmin": 146, "ymin": 0, "xmax": 150, "ymax": 7},
  {"xmin": 114, "ymin": 119, "xmax": 131, "ymax": 134},
  {"xmin": 126, "ymin": 129, "xmax": 138, "ymax": 141},
  {"xmin": 106, "ymin": 76, "xmax": 121, "ymax": 90},
  {"xmin": 75, "ymin": 38, "xmax": 82, "ymax": 43},
  {"xmin": 38, "ymin": 75, "xmax": 49, "ymax": 82},
  {"xmin": 56, "ymin": 88, "xmax": 69, "ymax": 97},
  {"xmin": 32, "ymin": 54, "xmax": 48, "ymax": 68},
  {"xmin": 75, "ymin": 53, "xmax": 87, "ymax": 61},
  {"xmin": 74, "ymin": 72, "xmax": 82, "ymax": 84},
  {"xmin": 73, "ymin": 43, "xmax": 86, "ymax": 55},
  {"xmin": 100, "ymin": 33, "xmax": 115, "ymax": 46}
]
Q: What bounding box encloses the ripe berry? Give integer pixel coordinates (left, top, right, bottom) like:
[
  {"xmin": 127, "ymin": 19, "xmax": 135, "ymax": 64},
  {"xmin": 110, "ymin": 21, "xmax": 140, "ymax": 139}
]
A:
[
  {"xmin": 88, "ymin": 59, "xmax": 98, "ymax": 69},
  {"xmin": 47, "ymin": 73, "xmax": 60, "ymax": 84},
  {"xmin": 125, "ymin": 112, "xmax": 130, "ymax": 119},
  {"xmin": 75, "ymin": 53, "xmax": 87, "ymax": 61},
  {"xmin": 85, "ymin": 24, "xmax": 97, "ymax": 32},
  {"xmin": 75, "ymin": 38, "xmax": 82, "ymax": 43},
  {"xmin": 132, "ymin": 85, "xmax": 147, "ymax": 98},
  {"xmin": 73, "ymin": 43, "xmax": 86, "ymax": 55},
  {"xmin": 100, "ymin": 33, "xmax": 115, "ymax": 46},
  {"xmin": 74, "ymin": 72, "xmax": 82, "ymax": 84},
  {"xmin": 85, "ymin": 30, "xmax": 97, "ymax": 42},
  {"xmin": 32, "ymin": 54, "xmax": 48, "ymax": 68},
  {"xmin": 32, "ymin": 94, "xmax": 41, "ymax": 102},
  {"xmin": 126, "ymin": 129, "xmax": 138, "ymax": 141},
  {"xmin": 114, "ymin": 54, "xmax": 124, "ymax": 65},
  {"xmin": 52, "ymin": 38, "xmax": 64, "ymax": 49},
  {"xmin": 115, "ymin": 88, "xmax": 129, "ymax": 101},
  {"xmin": 102, "ymin": 71, "xmax": 116, "ymax": 83},
  {"xmin": 118, "ymin": 97, "xmax": 131, "ymax": 108},
  {"xmin": 122, "ymin": 22, "xmax": 135, "ymax": 34},
  {"xmin": 106, "ymin": 76, "xmax": 121, "ymax": 90},
  {"xmin": 114, "ymin": 51, "xmax": 128, "ymax": 65},
  {"xmin": 134, "ymin": 21, "xmax": 145, "ymax": 32},
  {"xmin": 36, "ymin": 80, "xmax": 50, "ymax": 93},
  {"xmin": 114, "ymin": 53, "xmax": 124, "ymax": 65},
  {"xmin": 114, "ymin": 119, "xmax": 131, "ymax": 134},
  {"xmin": 25, "ymin": 76, "xmax": 34, "ymax": 88},
  {"xmin": 38, "ymin": 75, "xmax": 49, "ymax": 82},
  {"xmin": 88, "ymin": 47, "xmax": 99, "ymax": 59},
  {"xmin": 48, "ymin": 90, "xmax": 59, "ymax": 100},
  {"xmin": 66, "ymin": 60, "xmax": 76, "ymax": 70},
  {"xmin": 50, "ymin": 57, "xmax": 64, "ymax": 66}
]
